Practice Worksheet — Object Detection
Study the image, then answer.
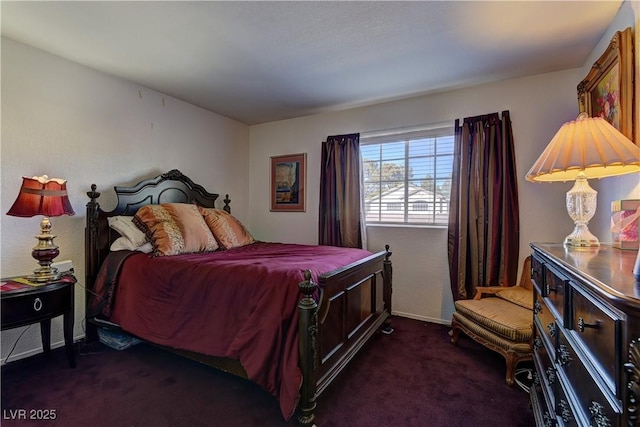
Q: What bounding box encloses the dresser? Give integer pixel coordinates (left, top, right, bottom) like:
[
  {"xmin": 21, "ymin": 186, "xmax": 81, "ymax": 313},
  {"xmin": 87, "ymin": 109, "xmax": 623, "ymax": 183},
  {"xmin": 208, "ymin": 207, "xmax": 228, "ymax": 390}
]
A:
[{"xmin": 530, "ymin": 243, "xmax": 640, "ymax": 427}]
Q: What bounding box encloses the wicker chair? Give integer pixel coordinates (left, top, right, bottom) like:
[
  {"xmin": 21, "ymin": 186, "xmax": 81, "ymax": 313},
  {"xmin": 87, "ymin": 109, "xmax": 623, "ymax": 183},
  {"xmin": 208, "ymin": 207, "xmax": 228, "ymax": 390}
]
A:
[{"xmin": 450, "ymin": 256, "xmax": 533, "ymax": 386}]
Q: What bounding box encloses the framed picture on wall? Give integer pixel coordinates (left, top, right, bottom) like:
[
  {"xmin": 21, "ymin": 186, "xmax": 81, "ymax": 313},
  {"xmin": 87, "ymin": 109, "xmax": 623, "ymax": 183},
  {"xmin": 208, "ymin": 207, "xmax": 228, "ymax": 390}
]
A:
[
  {"xmin": 270, "ymin": 153, "xmax": 306, "ymax": 212},
  {"xmin": 577, "ymin": 27, "xmax": 634, "ymax": 143}
]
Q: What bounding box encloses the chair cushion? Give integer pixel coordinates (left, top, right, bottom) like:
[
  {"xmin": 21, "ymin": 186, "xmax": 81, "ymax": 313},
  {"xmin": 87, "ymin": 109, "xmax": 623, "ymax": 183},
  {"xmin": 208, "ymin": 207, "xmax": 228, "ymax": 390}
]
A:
[
  {"xmin": 496, "ymin": 287, "xmax": 534, "ymax": 310},
  {"xmin": 454, "ymin": 297, "xmax": 532, "ymax": 342},
  {"xmin": 452, "ymin": 312, "xmax": 532, "ymax": 355}
]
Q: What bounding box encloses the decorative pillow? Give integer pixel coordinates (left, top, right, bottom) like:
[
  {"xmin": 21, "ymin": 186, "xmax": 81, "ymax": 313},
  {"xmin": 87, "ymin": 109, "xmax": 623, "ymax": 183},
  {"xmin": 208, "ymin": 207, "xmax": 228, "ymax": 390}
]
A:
[
  {"xmin": 496, "ymin": 287, "xmax": 534, "ymax": 311},
  {"xmin": 110, "ymin": 237, "xmax": 153, "ymax": 253},
  {"xmin": 108, "ymin": 216, "xmax": 148, "ymax": 247},
  {"xmin": 198, "ymin": 208, "xmax": 255, "ymax": 249},
  {"xmin": 133, "ymin": 203, "xmax": 219, "ymax": 256}
]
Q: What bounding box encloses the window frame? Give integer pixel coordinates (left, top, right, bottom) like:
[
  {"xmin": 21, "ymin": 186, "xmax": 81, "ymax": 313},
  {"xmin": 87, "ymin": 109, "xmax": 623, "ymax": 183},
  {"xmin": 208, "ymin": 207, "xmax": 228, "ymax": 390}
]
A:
[{"xmin": 360, "ymin": 122, "xmax": 454, "ymax": 227}]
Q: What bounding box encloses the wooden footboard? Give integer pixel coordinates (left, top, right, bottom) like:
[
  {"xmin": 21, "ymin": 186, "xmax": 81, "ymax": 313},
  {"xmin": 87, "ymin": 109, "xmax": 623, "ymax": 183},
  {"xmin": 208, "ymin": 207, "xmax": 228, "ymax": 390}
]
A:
[{"xmin": 298, "ymin": 246, "xmax": 392, "ymax": 426}]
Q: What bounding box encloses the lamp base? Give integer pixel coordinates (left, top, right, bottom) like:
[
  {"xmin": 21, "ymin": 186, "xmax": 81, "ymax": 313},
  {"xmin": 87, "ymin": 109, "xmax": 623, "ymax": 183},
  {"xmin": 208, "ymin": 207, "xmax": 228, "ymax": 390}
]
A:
[
  {"xmin": 29, "ymin": 267, "xmax": 62, "ymax": 283},
  {"xmin": 30, "ymin": 218, "xmax": 61, "ymax": 283},
  {"xmin": 564, "ymin": 172, "xmax": 600, "ymax": 248},
  {"xmin": 564, "ymin": 224, "xmax": 600, "ymax": 248}
]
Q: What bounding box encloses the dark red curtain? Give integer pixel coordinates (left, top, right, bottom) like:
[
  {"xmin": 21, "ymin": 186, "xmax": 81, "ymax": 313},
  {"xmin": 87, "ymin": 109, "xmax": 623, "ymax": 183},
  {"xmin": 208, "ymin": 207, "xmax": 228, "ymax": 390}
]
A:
[
  {"xmin": 447, "ymin": 111, "xmax": 520, "ymax": 300},
  {"xmin": 318, "ymin": 133, "xmax": 364, "ymax": 248}
]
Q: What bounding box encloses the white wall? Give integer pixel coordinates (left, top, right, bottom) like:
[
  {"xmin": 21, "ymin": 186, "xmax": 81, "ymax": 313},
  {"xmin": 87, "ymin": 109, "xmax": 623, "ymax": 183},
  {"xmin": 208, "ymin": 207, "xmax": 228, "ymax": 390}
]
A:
[
  {"xmin": 249, "ymin": 69, "xmax": 581, "ymax": 323},
  {"xmin": 248, "ymin": 3, "xmax": 638, "ymax": 324},
  {"xmin": 0, "ymin": 38, "xmax": 250, "ymax": 362}
]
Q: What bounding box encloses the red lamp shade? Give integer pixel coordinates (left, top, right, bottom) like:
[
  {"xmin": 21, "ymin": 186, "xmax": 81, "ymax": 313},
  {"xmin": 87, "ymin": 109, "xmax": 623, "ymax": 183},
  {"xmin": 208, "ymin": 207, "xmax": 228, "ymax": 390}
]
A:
[
  {"xmin": 7, "ymin": 176, "xmax": 75, "ymax": 218},
  {"xmin": 6, "ymin": 175, "xmax": 75, "ymax": 283}
]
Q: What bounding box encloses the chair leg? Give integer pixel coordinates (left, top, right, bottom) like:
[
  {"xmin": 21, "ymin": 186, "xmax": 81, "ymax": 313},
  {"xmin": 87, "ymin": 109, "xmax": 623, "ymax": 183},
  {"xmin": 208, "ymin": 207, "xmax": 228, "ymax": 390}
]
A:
[
  {"xmin": 505, "ymin": 352, "xmax": 516, "ymax": 386},
  {"xmin": 450, "ymin": 323, "xmax": 460, "ymax": 345}
]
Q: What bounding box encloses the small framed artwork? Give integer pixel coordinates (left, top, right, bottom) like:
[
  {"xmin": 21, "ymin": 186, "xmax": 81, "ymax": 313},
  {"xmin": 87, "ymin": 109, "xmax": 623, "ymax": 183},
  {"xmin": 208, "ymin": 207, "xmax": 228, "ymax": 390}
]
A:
[
  {"xmin": 270, "ymin": 153, "xmax": 306, "ymax": 212},
  {"xmin": 577, "ymin": 27, "xmax": 634, "ymax": 142}
]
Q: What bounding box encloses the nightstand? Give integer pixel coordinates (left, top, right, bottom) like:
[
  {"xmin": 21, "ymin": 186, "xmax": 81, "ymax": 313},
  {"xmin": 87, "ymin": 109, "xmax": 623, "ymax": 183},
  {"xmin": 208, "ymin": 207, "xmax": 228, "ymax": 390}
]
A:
[{"xmin": 1, "ymin": 274, "xmax": 76, "ymax": 368}]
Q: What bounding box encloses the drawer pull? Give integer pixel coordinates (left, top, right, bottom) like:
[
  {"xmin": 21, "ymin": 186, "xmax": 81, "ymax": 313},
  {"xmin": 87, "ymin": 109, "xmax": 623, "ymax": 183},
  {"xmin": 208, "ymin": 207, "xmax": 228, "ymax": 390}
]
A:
[
  {"xmin": 543, "ymin": 411, "xmax": 556, "ymax": 427},
  {"xmin": 559, "ymin": 399, "xmax": 573, "ymax": 423},
  {"xmin": 547, "ymin": 322, "xmax": 556, "ymax": 338},
  {"xmin": 545, "ymin": 366, "xmax": 556, "ymax": 385},
  {"xmin": 33, "ymin": 298, "xmax": 43, "ymax": 312},
  {"xmin": 534, "ymin": 301, "xmax": 542, "ymax": 314},
  {"xmin": 534, "ymin": 336, "xmax": 542, "ymax": 351},
  {"xmin": 558, "ymin": 344, "xmax": 572, "ymax": 366},
  {"xmin": 588, "ymin": 401, "xmax": 611, "ymax": 427},
  {"xmin": 577, "ymin": 317, "xmax": 601, "ymax": 333}
]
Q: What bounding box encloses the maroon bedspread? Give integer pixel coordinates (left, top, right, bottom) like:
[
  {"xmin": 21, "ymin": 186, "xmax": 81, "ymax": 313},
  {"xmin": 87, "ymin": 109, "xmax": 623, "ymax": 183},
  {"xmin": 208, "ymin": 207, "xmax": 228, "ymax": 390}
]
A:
[{"xmin": 94, "ymin": 242, "xmax": 372, "ymax": 420}]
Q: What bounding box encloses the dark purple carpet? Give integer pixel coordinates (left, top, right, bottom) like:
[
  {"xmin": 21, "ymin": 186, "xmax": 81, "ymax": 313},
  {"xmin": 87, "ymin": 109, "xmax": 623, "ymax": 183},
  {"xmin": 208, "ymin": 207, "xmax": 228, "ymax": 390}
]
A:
[{"xmin": 1, "ymin": 316, "xmax": 534, "ymax": 426}]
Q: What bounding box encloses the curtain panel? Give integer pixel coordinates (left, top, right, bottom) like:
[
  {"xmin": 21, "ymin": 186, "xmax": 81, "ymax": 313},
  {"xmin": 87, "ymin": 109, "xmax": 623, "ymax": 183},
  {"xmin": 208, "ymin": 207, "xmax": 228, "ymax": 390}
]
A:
[
  {"xmin": 447, "ymin": 111, "xmax": 520, "ymax": 300},
  {"xmin": 318, "ymin": 133, "xmax": 365, "ymax": 248}
]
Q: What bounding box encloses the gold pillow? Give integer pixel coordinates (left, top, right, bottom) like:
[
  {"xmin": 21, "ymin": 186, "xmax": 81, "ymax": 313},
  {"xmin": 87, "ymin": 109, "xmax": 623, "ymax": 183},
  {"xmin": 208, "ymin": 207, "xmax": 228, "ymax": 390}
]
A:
[
  {"xmin": 199, "ymin": 208, "xmax": 255, "ymax": 249},
  {"xmin": 496, "ymin": 287, "xmax": 533, "ymax": 311},
  {"xmin": 133, "ymin": 203, "xmax": 219, "ymax": 256}
]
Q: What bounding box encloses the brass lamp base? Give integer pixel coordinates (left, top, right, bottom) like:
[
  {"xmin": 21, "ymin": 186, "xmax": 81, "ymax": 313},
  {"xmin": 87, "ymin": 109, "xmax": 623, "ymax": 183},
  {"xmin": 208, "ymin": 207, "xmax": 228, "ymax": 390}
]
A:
[
  {"xmin": 29, "ymin": 217, "xmax": 62, "ymax": 283},
  {"xmin": 29, "ymin": 267, "xmax": 62, "ymax": 283}
]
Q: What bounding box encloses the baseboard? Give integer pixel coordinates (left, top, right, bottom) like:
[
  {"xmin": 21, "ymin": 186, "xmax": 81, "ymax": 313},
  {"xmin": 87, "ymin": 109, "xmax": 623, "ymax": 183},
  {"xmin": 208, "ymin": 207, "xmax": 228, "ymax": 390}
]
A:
[
  {"xmin": 392, "ymin": 311, "xmax": 452, "ymax": 326},
  {"xmin": 1, "ymin": 334, "xmax": 85, "ymax": 365}
]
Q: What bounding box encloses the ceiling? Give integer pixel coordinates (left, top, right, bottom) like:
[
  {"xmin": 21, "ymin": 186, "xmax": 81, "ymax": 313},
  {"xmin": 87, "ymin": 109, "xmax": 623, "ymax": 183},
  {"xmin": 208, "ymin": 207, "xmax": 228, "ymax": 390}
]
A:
[{"xmin": 1, "ymin": 1, "xmax": 624, "ymax": 125}]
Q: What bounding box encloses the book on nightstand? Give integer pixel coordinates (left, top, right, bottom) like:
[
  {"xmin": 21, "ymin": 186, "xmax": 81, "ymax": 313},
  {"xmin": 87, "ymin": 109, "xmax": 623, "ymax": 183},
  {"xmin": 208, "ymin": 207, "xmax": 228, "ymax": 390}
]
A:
[
  {"xmin": 0, "ymin": 277, "xmax": 43, "ymax": 292},
  {"xmin": 1, "ymin": 274, "xmax": 76, "ymax": 293}
]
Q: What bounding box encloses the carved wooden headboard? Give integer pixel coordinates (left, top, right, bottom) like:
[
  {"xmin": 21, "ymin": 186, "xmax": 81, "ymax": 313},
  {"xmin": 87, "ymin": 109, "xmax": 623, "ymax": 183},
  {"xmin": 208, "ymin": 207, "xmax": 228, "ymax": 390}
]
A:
[{"xmin": 84, "ymin": 169, "xmax": 230, "ymax": 302}]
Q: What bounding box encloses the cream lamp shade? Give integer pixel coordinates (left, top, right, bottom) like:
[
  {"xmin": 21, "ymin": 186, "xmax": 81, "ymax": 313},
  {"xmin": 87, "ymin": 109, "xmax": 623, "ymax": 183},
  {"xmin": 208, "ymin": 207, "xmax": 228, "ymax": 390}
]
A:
[{"xmin": 526, "ymin": 113, "xmax": 640, "ymax": 247}]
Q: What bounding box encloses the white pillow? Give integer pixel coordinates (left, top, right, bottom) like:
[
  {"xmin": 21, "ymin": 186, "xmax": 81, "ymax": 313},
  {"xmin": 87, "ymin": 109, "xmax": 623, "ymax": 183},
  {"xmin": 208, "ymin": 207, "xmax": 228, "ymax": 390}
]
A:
[
  {"xmin": 108, "ymin": 216, "xmax": 147, "ymax": 247},
  {"xmin": 110, "ymin": 237, "xmax": 153, "ymax": 253}
]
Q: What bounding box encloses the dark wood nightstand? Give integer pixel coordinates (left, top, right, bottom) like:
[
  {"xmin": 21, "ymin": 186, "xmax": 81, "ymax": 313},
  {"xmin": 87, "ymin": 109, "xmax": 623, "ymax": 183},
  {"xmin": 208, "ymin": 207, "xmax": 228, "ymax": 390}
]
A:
[{"xmin": 1, "ymin": 274, "xmax": 76, "ymax": 368}]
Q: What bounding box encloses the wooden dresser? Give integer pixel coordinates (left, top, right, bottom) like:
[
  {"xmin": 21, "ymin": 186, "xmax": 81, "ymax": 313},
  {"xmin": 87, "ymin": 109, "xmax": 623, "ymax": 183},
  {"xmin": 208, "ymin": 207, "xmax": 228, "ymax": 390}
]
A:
[{"xmin": 530, "ymin": 243, "xmax": 640, "ymax": 427}]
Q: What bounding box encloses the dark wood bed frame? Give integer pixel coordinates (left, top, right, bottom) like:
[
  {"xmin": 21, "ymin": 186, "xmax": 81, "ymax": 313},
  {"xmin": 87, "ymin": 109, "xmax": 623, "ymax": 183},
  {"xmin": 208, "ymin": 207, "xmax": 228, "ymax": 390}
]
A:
[{"xmin": 84, "ymin": 169, "xmax": 393, "ymax": 426}]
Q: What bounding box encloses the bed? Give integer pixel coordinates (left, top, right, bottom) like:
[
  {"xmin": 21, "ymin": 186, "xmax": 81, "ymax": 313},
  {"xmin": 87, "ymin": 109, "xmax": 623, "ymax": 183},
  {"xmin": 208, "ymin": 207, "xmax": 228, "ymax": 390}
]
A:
[{"xmin": 84, "ymin": 169, "xmax": 393, "ymax": 426}]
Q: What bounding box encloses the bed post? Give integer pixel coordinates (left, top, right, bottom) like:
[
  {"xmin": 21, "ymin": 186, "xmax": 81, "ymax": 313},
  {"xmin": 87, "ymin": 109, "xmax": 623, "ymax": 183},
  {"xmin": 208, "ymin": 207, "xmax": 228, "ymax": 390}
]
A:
[
  {"xmin": 298, "ymin": 270, "xmax": 318, "ymax": 427},
  {"xmin": 84, "ymin": 184, "xmax": 101, "ymax": 342},
  {"xmin": 382, "ymin": 244, "xmax": 394, "ymax": 334},
  {"xmin": 222, "ymin": 194, "xmax": 231, "ymax": 214}
]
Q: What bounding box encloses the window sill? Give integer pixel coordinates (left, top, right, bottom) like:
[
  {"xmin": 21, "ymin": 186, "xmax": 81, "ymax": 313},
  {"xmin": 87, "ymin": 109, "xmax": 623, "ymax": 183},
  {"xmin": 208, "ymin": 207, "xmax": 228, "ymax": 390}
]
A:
[{"xmin": 366, "ymin": 223, "xmax": 448, "ymax": 230}]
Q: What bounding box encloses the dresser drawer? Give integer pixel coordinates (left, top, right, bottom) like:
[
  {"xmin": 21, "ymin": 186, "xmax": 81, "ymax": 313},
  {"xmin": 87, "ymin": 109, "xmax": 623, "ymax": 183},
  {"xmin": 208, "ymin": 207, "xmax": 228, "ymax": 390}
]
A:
[
  {"xmin": 557, "ymin": 329, "xmax": 621, "ymax": 427},
  {"xmin": 1, "ymin": 283, "xmax": 73, "ymax": 329},
  {"xmin": 533, "ymin": 329, "xmax": 556, "ymax": 402},
  {"xmin": 535, "ymin": 294, "xmax": 557, "ymax": 355},
  {"xmin": 531, "ymin": 255, "xmax": 544, "ymax": 292},
  {"xmin": 544, "ymin": 264, "xmax": 567, "ymax": 325},
  {"xmin": 556, "ymin": 380, "xmax": 580, "ymax": 427},
  {"xmin": 531, "ymin": 379, "xmax": 556, "ymax": 427},
  {"xmin": 569, "ymin": 284, "xmax": 621, "ymax": 394}
]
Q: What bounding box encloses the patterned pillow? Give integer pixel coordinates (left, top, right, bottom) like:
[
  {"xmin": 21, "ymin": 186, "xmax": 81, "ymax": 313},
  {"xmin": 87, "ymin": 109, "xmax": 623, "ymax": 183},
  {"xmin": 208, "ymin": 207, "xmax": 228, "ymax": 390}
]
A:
[
  {"xmin": 133, "ymin": 203, "xmax": 219, "ymax": 256},
  {"xmin": 198, "ymin": 208, "xmax": 255, "ymax": 249}
]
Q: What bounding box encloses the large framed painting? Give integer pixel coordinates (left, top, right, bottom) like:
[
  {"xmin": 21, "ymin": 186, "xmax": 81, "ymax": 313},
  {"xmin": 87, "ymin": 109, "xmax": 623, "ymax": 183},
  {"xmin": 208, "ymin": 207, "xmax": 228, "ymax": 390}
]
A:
[
  {"xmin": 577, "ymin": 27, "xmax": 634, "ymax": 142},
  {"xmin": 270, "ymin": 153, "xmax": 306, "ymax": 212}
]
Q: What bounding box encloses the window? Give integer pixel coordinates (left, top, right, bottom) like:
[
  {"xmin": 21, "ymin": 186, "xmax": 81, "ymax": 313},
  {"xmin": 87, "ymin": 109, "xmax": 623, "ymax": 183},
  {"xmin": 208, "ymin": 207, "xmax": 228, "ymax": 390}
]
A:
[{"xmin": 361, "ymin": 123, "xmax": 454, "ymax": 225}]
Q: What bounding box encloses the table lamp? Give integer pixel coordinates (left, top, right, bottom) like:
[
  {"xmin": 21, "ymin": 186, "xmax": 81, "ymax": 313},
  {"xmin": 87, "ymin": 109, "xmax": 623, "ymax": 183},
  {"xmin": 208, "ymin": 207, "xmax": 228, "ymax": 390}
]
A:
[
  {"xmin": 526, "ymin": 113, "xmax": 640, "ymax": 247},
  {"xmin": 6, "ymin": 175, "xmax": 75, "ymax": 282}
]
